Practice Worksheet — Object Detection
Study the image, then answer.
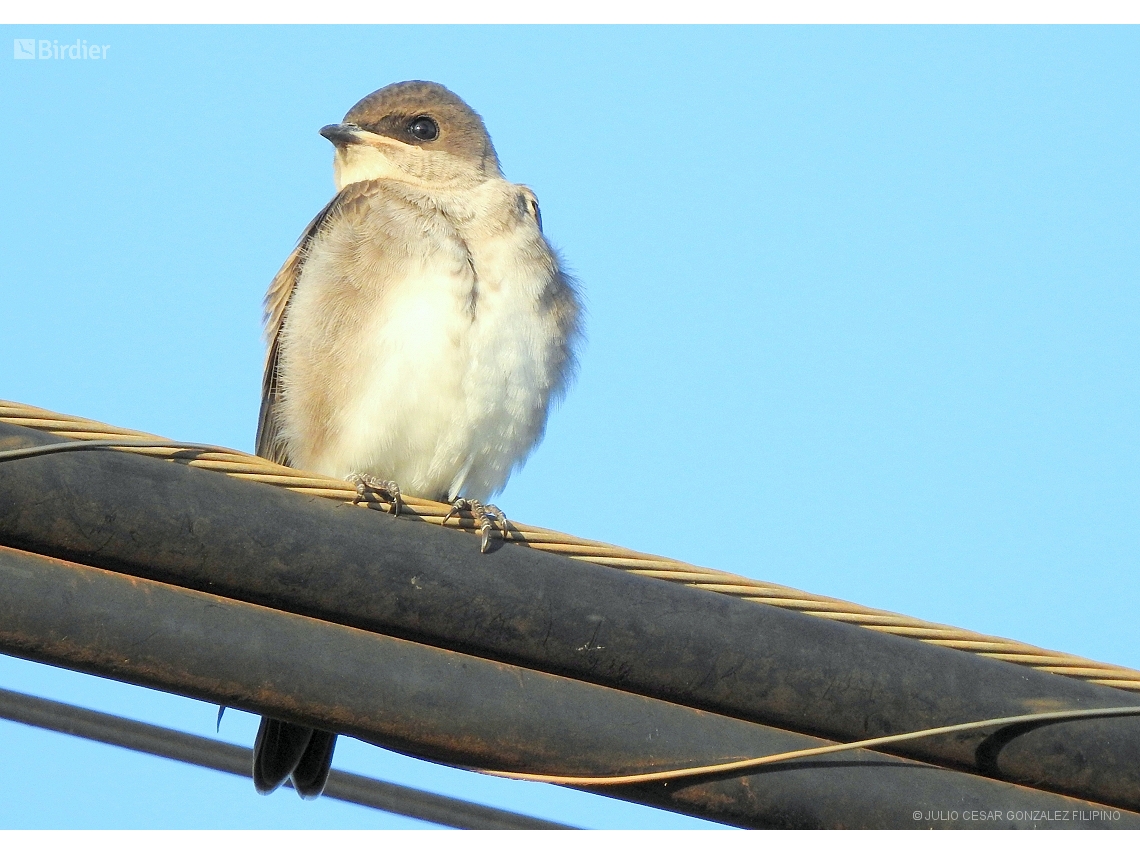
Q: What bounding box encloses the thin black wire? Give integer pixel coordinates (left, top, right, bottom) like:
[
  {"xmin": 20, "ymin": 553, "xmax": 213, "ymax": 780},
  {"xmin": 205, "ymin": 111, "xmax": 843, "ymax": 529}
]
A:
[
  {"xmin": 0, "ymin": 685, "xmax": 575, "ymax": 830},
  {"xmin": 0, "ymin": 440, "xmax": 242, "ymax": 463}
]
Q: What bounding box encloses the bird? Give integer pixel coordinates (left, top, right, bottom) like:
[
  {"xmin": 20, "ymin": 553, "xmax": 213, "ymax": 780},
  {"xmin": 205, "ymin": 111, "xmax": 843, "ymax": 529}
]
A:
[{"xmin": 251, "ymin": 80, "xmax": 583, "ymax": 799}]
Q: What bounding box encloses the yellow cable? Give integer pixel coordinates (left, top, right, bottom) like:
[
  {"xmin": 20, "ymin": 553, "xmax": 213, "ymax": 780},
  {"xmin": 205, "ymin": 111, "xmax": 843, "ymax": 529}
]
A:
[{"xmin": 476, "ymin": 706, "xmax": 1140, "ymax": 786}]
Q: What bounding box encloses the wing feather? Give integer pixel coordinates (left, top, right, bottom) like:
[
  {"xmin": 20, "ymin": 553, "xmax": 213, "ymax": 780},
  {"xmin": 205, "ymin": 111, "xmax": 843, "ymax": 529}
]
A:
[{"xmin": 255, "ymin": 183, "xmax": 377, "ymax": 464}]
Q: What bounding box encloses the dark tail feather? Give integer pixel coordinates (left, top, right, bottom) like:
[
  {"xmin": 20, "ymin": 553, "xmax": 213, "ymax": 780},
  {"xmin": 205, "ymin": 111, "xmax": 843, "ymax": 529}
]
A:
[
  {"xmin": 252, "ymin": 717, "xmax": 315, "ymax": 795},
  {"xmin": 291, "ymin": 730, "xmax": 338, "ymax": 799}
]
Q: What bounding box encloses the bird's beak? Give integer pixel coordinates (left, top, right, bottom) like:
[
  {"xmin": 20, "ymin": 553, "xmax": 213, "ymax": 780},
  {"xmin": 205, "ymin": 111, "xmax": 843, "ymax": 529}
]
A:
[{"xmin": 320, "ymin": 123, "xmax": 366, "ymax": 147}]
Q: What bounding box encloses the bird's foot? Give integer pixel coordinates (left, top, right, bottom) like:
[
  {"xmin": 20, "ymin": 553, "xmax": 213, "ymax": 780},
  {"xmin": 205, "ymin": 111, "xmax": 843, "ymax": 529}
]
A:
[
  {"xmin": 350, "ymin": 473, "xmax": 402, "ymax": 516},
  {"xmin": 442, "ymin": 498, "xmax": 509, "ymax": 553}
]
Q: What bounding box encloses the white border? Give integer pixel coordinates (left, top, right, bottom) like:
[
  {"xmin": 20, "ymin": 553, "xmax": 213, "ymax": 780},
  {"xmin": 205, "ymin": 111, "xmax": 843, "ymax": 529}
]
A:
[{"xmin": 4, "ymin": 0, "xmax": 1140, "ymax": 25}]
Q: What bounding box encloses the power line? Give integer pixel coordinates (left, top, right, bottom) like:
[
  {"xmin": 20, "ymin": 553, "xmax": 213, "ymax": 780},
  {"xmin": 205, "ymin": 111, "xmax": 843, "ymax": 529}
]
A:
[{"xmin": 0, "ymin": 685, "xmax": 574, "ymax": 830}]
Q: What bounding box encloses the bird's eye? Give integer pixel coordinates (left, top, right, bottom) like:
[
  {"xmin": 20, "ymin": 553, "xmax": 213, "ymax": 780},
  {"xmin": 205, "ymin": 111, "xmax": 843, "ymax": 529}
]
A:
[{"xmin": 408, "ymin": 116, "xmax": 439, "ymax": 141}]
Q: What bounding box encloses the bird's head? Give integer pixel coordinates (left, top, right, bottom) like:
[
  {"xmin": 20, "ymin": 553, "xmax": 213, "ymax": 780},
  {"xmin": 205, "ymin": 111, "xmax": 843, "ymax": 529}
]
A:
[{"xmin": 320, "ymin": 80, "xmax": 502, "ymax": 191}]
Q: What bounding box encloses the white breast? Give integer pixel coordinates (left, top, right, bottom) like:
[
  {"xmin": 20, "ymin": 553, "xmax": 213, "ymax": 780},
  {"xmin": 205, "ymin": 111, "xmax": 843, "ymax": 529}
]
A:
[{"xmin": 276, "ymin": 179, "xmax": 568, "ymax": 503}]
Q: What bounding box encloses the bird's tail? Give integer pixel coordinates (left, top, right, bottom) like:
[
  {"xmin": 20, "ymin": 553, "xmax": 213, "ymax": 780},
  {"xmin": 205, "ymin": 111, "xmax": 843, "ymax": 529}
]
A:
[{"xmin": 253, "ymin": 716, "xmax": 338, "ymax": 799}]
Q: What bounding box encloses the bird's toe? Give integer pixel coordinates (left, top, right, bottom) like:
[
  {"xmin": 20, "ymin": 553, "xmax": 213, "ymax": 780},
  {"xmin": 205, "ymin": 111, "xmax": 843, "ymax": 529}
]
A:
[
  {"xmin": 350, "ymin": 473, "xmax": 402, "ymax": 516},
  {"xmin": 444, "ymin": 497, "xmax": 508, "ymax": 552}
]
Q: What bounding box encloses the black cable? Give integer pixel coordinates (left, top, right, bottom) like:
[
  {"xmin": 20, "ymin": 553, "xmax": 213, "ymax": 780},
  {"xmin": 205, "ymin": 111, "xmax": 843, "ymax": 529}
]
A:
[{"xmin": 0, "ymin": 685, "xmax": 575, "ymax": 830}]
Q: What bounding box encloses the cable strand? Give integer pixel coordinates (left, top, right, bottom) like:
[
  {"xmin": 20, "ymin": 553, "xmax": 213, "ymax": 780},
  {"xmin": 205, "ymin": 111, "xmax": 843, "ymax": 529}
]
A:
[{"xmin": 475, "ymin": 706, "xmax": 1140, "ymax": 786}]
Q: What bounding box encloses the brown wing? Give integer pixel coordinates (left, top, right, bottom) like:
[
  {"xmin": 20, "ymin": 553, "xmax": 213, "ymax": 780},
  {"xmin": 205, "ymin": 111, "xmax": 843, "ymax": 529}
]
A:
[{"xmin": 255, "ymin": 183, "xmax": 375, "ymax": 464}]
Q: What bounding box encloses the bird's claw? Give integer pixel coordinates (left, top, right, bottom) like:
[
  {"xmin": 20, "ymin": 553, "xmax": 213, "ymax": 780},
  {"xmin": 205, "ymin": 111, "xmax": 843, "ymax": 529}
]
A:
[
  {"xmin": 350, "ymin": 473, "xmax": 402, "ymax": 516},
  {"xmin": 443, "ymin": 498, "xmax": 508, "ymax": 553}
]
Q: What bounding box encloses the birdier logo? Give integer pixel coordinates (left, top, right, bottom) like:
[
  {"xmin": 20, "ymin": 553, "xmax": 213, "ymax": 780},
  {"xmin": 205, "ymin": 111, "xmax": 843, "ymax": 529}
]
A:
[{"xmin": 13, "ymin": 38, "xmax": 110, "ymax": 60}]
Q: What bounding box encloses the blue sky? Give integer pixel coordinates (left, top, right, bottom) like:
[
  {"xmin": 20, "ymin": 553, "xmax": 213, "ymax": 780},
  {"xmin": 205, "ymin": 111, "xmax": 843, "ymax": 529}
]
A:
[{"xmin": 1, "ymin": 25, "xmax": 1137, "ymax": 829}]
